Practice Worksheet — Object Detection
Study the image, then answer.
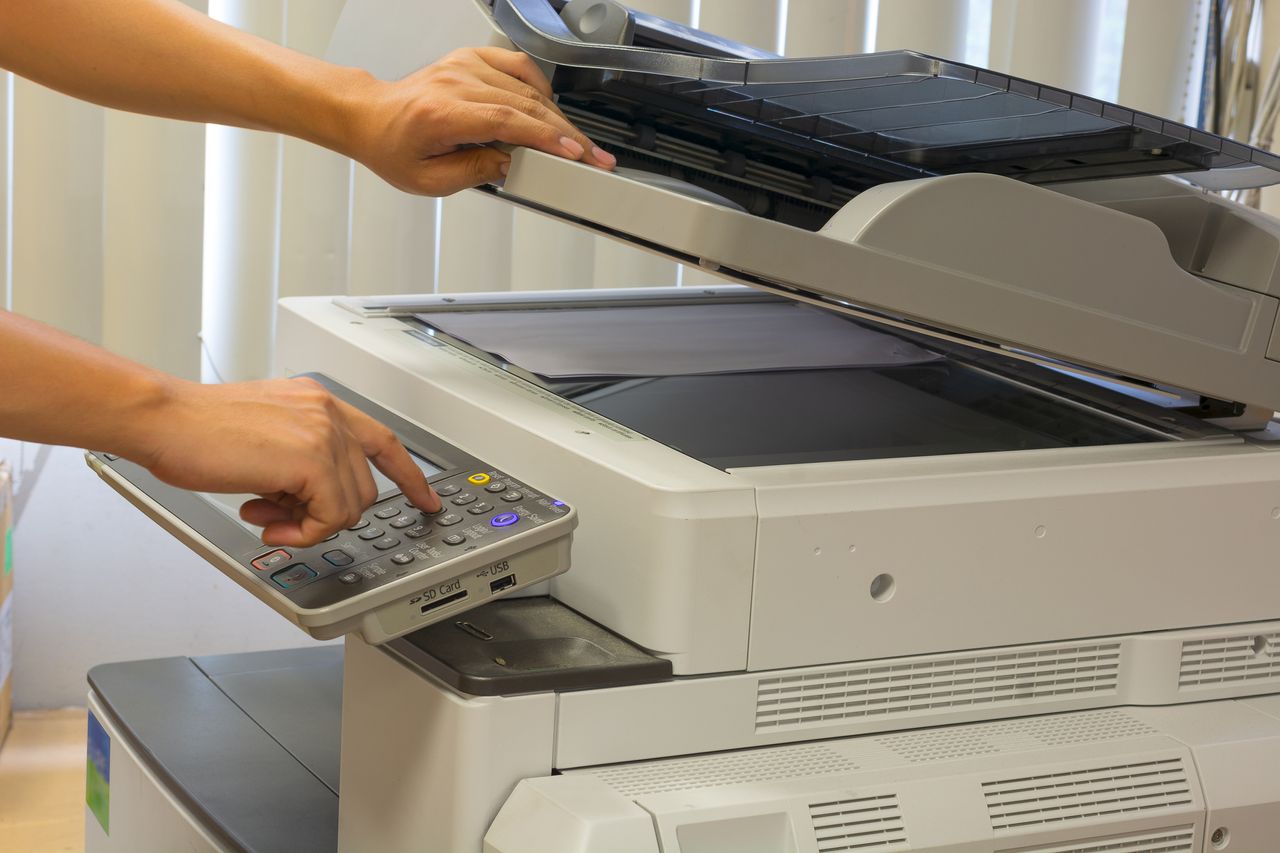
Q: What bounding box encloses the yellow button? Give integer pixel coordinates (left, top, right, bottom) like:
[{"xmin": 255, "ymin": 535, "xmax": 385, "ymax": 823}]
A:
[{"xmin": 467, "ymin": 473, "xmax": 491, "ymax": 485}]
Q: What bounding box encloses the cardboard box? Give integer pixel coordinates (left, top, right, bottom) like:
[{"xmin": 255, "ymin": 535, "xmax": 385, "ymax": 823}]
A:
[{"xmin": 0, "ymin": 462, "xmax": 12, "ymax": 749}]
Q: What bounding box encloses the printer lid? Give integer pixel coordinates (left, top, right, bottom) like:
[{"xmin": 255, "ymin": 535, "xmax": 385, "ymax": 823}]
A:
[
  {"xmin": 482, "ymin": 0, "xmax": 1280, "ymax": 413},
  {"xmin": 498, "ymin": 0, "xmax": 1280, "ymax": 192}
]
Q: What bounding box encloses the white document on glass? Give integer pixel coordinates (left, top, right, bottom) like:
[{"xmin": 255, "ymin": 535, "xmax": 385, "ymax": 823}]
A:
[{"xmin": 415, "ymin": 302, "xmax": 940, "ymax": 379}]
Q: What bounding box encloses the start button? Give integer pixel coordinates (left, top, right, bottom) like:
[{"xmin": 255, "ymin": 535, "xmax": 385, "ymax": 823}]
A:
[{"xmin": 467, "ymin": 473, "xmax": 491, "ymax": 485}]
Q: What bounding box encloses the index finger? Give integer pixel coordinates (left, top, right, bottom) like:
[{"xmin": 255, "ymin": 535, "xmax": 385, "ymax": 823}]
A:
[
  {"xmin": 337, "ymin": 400, "xmax": 442, "ymax": 513},
  {"xmin": 474, "ymin": 46, "xmax": 554, "ymax": 99}
]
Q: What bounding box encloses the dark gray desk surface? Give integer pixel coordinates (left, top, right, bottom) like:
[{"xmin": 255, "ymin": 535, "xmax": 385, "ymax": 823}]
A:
[{"xmin": 89, "ymin": 645, "xmax": 343, "ymax": 853}]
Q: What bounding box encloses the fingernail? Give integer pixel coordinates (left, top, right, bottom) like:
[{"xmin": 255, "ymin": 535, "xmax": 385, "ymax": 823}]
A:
[
  {"xmin": 499, "ymin": 160, "xmax": 510, "ymax": 176},
  {"xmin": 592, "ymin": 146, "xmax": 616, "ymax": 168},
  {"xmin": 560, "ymin": 136, "xmax": 586, "ymax": 159}
]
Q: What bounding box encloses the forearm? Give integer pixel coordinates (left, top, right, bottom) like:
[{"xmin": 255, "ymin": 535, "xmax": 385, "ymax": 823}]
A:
[
  {"xmin": 0, "ymin": 0, "xmax": 366, "ymax": 156},
  {"xmin": 0, "ymin": 311, "xmax": 175, "ymax": 460}
]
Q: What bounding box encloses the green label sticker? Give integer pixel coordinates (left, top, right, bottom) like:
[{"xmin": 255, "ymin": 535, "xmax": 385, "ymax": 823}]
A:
[
  {"xmin": 86, "ymin": 711, "xmax": 111, "ymax": 834},
  {"xmin": 3, "ymin": 529, "xmax": 10, "ymax": 575}
]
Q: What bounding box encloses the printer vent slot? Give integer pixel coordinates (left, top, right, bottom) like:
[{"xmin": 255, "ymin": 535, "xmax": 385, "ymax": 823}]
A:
[
  {"xmin": 808, "ymin": 794, "xmax": 907, "ymax": 852},
  {"xmin": 1178, "ymin": 631, "xmax": 1280, "ymax": 689},
  {"xmin": 995, "ymin": 825, "xmax": 1195, "ymax": 853},
  {"xmin": 982, "ymin": 757, "xmax": 1194, "ymax": 833},
  {"xmin": 870, "ymin": 709, "xmax": 1156, "ymax": 765},
  {"xmin": 589, "ymin": 743, "xmax": 858, "ymax": 797},
  {"xmin": 755, "ymin": 642, "xmax": 1122, "ymax": 731}
]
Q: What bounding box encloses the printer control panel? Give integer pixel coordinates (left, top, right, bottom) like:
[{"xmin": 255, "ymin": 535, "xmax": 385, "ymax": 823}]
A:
[
  {"xmin": 251, "ymin": 469, "xmax": 568, "ymax": 603},
  {"xmin": 87, "ymin": 373, "xmax": 577, "ymax": 643}
]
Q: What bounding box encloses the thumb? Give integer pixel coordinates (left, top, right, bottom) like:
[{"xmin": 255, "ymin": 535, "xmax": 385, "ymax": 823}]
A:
[{"xmin": 417, "ymin": 146, "xmax": 510, "ymax": 196}]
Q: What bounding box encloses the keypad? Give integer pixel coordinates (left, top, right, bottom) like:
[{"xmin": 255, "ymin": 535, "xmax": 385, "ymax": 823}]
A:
[
  {"xmin": 243, "ymin": 467, "xmax": 562, "ymax": 596},
  {"xmin": 322, "ymin": 550, "xmax": 354, "ymax": 567},
  {"xmin": 252, "ymin": 550, "xmax": 291, "ymax": 572},
  {"xmin": 272, "ymin": 564, "xmax": 316, "ymax": 590}
]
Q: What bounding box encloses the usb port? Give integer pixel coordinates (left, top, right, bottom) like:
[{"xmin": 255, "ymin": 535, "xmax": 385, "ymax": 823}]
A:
[
  {"xmin": 489, "ymin": 574, "xmax": 517, "ymax": 594},
  {"xmin": 421, "ymin": 590, "xmax": 468, "ymax": 614}
]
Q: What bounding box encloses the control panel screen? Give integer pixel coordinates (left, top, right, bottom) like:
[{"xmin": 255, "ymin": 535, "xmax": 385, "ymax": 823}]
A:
[{"xmin": 201, "ymin": 452, "xmax": 444, "ymax": 536}]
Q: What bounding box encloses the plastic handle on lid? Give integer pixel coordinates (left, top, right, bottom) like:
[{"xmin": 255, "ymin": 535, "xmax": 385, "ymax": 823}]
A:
[{"xmin": 493, "ymin": 0, "xmax": 750, "ymax": 82}]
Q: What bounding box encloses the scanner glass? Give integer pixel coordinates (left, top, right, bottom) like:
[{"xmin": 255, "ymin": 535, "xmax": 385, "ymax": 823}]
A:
[{"xmin": 413, "ymin": 300, "xmax": 1184, "ymax": 470}]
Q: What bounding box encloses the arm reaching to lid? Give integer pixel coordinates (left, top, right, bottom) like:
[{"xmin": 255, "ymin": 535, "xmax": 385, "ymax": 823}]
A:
[{"xmin": 0, "ymin": 0, "xmax": 614, "ymax": 194}]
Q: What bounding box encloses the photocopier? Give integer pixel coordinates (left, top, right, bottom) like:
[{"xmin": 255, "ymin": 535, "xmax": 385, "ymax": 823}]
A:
[{"xmin": 84, "ymin": 1, "xmax": 1280, "ymax": 851}]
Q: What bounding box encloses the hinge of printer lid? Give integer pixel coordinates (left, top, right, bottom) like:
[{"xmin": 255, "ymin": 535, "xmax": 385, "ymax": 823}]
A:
[
  {"xmin": 1182, "ymin": 399, "xmax": 1276, "ymax": 431},
  {"xmin": 559, "ymin": 0, "xmax": 636, "ymax": 46}
]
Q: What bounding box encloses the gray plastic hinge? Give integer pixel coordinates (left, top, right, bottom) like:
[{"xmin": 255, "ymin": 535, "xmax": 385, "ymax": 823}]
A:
[{"xmin": 560, "ymin": 0, "xmax": 636, "ymax": 46}]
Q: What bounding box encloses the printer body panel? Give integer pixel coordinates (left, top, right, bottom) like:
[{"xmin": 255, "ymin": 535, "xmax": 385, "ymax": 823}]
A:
[{"xmin": 742, "ymin": 443, "xmax": 1280, "ymax": 670}]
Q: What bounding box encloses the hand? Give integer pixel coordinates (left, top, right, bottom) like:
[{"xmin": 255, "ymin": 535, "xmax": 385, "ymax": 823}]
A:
[
  {"xmin": 341, "ymin": 47, "xmax": 616, "ymax": 196},
  {"xmin": 135, "ymin": 377, "xmax": 442, "ymax": 547}
]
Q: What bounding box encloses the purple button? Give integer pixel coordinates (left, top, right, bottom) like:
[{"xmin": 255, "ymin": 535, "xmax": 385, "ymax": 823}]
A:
[{"xmin": 491, "ymin": 513, "xmax": 519, "ymax": 528}]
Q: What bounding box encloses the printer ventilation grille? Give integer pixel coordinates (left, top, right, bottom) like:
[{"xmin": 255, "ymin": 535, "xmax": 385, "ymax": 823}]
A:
[
  {"xmin": 808, "ymin": 794, "xmax": 907, "ymax": 852},
  {"xmin": 1179, "ymin": 631, "xmax": 1280, "ymax": 689},
  {"xmin": 589, "ymin": 743, "xmax": 858, "ymax": 797},
  {"xmin": 755, "ymin": 642, "xmax": 1122, "ymax": 731},
  {"xmin": 994, "ymin": 825, "xmax": 1195, "ymax": 853},
  {"xmin": 865, "ymin": 709, "xmax": 1156, "ymax": 766},
  {"xmin": 982, "ymin": 756, "xmax": 1194, "ymax": 833}
]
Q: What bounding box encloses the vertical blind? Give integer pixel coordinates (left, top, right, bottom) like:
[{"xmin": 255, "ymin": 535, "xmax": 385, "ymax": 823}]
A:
[{"xmin": 0, "ymin": 0, "xmax": 1230, "ymax": 386}]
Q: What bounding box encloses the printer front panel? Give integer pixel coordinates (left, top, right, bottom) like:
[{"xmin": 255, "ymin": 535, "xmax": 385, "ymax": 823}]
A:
[
  {"xmin": 276, "ymin": 296, "xmax": 760, "ymax": 675},
  {"xmin": 743, "ymin": 442, "xmax": 1280, "ymax": 672}
]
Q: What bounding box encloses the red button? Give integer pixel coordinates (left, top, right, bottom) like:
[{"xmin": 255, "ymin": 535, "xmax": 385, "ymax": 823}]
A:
[{"xmin": 252, "ymin": 550, "xmax": 290, "ymax": 571}]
